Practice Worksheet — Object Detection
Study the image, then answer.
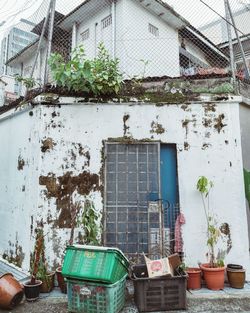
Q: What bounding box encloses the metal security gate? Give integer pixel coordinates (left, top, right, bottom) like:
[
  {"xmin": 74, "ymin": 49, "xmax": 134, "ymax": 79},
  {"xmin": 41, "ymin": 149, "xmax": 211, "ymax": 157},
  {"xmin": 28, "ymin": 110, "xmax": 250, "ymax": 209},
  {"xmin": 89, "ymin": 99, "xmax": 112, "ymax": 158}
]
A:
[{"xmin": 104, "ymin": 142, "xmax": 161, "ymax": 260}]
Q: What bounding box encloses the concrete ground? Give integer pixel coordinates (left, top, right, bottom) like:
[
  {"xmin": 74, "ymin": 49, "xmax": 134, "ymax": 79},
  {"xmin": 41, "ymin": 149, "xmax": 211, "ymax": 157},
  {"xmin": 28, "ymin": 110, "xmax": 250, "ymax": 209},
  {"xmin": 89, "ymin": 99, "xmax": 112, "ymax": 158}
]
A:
[{"xmin": 2, "ymin": 282, "xmax": 250, "ymax": 313}]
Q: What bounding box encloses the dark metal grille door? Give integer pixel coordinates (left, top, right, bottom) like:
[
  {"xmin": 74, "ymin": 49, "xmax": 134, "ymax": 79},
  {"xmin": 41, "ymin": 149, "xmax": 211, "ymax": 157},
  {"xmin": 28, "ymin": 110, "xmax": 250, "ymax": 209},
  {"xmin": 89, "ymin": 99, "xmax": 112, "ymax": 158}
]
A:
[{"xmin": 104, "ymin": 142, "xmax": 160, "ymax": 258}]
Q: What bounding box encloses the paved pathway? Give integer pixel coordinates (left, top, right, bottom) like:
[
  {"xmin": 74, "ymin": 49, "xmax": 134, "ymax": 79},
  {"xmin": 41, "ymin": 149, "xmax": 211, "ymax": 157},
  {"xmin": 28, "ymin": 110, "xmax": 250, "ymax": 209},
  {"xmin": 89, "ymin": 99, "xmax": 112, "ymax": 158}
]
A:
[{"xmin": 2, "ymin": 282, "xmax": 250, "ymax": 313}]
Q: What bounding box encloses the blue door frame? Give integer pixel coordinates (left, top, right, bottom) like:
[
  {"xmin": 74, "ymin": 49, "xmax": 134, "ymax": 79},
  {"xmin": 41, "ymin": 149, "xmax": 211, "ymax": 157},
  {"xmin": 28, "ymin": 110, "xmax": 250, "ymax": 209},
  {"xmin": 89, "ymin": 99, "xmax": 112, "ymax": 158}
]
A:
[{"xmin": 160, "ymin": 144, "xmax": 179, "ymax": 229}]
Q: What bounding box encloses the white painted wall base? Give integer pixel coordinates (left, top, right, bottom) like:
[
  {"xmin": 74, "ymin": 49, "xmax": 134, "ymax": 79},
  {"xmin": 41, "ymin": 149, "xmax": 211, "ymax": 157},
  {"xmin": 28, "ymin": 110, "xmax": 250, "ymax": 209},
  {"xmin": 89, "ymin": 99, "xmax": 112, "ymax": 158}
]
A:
[{"xmin": 0, "ymin": 99, "xmax": 249, "ymax": 278}]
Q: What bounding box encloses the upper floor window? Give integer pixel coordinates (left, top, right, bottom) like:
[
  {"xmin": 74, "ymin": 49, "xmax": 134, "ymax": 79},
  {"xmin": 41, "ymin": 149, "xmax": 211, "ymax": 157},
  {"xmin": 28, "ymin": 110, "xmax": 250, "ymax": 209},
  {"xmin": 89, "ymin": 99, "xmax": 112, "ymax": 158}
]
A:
[
  {"xmin": 81, "ymin": 29, "xmax": 90, "ymax": 41},
  {"xmin": 148, "ymin": 23, "xmax": 159, "ymax": 37},
  {"xmin": 102, "ymin": 15, "xmax": 112, "ymax": 29}
]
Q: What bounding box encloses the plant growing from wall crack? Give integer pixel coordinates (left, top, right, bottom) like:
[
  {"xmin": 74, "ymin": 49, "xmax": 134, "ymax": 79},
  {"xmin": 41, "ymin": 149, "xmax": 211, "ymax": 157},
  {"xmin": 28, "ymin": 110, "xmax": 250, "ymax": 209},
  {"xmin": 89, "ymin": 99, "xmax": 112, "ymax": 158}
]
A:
[
  {"xmin": 78, "ymin": 199, "xmax": 101, "ymax": 245},
  {"xmin": 48, "ymin": 43, "xmax": 123, "ymax": 96}
]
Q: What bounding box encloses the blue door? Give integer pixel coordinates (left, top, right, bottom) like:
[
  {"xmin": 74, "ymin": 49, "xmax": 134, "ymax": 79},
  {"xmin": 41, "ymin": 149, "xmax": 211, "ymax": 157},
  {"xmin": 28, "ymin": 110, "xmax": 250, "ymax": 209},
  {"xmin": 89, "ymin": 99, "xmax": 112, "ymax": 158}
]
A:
[{"xmin": 160, "ymin": 144, "xmax": 179, "ymax": 230}]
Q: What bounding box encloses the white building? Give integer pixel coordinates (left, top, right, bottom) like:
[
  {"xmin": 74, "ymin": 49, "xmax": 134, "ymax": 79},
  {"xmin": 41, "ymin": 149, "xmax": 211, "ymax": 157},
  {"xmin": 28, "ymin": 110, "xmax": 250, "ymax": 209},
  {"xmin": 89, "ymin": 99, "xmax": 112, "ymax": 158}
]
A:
[
  {"xmin": 6, "ymin": 12, "xmax": 71, "ymax": 94},
  {"xmin": 58, "ymin": 0, "xmax": 228, "ymax": 78},
  {"xmin": 7, "ymin": 0, "xmax": 228, "ymax": 90},
  {"xmin": 0, "ymin": 83, "xmax": 249, "ymax": 278},
  {"xmin": 200, "ymin": 7, "xmax": 250, "ymax": 74},
  {"xmin": 0, "ymin": 78, "xmax": 7, "ymax": 106},
  {"xmin": 0, "ymin": 19, "xmax": 38, "ymax": 77}
]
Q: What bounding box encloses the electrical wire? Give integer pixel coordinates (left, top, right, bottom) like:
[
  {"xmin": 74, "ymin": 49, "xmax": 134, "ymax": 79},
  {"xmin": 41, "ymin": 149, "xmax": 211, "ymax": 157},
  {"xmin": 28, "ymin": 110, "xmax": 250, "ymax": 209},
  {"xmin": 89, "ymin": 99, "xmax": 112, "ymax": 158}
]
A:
[{"xmin": 200, "ymin": 0, "xmax": 250, "ymax": 41}]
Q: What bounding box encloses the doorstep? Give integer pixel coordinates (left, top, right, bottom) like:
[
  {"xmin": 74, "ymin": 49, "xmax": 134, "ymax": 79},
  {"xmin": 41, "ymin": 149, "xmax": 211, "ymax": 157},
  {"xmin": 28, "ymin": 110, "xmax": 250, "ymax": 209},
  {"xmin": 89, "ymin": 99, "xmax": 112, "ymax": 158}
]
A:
[{"xmin": 8, "ymin": 281, "xmax": 250, "ymax": 313}]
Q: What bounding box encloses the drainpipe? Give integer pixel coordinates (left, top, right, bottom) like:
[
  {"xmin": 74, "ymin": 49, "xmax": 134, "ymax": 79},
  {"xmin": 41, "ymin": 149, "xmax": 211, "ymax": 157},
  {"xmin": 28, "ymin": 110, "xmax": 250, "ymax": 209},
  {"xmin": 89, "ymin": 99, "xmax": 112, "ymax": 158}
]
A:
[
  {"xmin": 111, "ymin": 0, "xmax": 116, "ymax": 58},
  {"xmin": 71, "ymin": 22, "xmax": 77, "ymax": 52},
  {"xmin": 94, "ymin": 22, "xmax": 98, "ymax": 57},
  {"xmin": 224, "ymin": 0, "xmax": 236, "ymax": 88}
]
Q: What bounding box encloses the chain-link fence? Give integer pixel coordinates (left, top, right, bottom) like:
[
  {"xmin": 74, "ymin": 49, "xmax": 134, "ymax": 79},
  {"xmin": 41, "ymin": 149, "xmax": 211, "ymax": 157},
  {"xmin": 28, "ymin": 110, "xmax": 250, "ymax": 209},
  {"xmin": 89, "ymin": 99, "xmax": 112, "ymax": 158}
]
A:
[{"xmin": 0, "ymin": 0, "xmax": 250, "ymax": 100}]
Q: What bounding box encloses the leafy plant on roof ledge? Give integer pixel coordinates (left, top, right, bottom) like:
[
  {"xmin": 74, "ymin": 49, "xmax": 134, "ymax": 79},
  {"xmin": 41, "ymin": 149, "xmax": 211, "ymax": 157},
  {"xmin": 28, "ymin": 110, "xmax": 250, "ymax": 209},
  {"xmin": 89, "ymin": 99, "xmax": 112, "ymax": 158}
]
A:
[
  {"xmin": 15, "ymin": 75, "xmax": 37, "ymax": 90},
  {"xmin": 48, "ymin": 43, "xmax": 123, "ymax": 96}
]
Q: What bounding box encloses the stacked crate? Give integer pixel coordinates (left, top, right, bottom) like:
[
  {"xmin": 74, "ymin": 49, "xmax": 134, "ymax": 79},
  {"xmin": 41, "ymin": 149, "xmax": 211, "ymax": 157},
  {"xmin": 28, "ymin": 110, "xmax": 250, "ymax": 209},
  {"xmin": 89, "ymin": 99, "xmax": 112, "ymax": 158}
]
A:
[{"xmin": 62, "ymin": 245, "xmax": 129, "ymax": 313}]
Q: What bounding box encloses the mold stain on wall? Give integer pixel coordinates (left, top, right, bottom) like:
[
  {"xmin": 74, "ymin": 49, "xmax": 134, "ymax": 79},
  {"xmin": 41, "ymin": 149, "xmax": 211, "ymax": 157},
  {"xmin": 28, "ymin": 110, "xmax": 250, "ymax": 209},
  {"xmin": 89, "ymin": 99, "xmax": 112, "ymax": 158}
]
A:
[
  {"xmin": 17, "ymin": 155, "xmax": 25, "ymax": 171},
  {"xmin": 2, "ymin": 237, "xmax": 25, "ymax": 268},
  {"xmin": 150, "ymin": 121, "xmax": 165, "ymax": 134},
  {"xmin": 39, "ymin": 171, "xmax": 100, "ymax": 228},
  {"xmin": 41, "ymin": 137, "xmax": 56, "ymax": 153}
]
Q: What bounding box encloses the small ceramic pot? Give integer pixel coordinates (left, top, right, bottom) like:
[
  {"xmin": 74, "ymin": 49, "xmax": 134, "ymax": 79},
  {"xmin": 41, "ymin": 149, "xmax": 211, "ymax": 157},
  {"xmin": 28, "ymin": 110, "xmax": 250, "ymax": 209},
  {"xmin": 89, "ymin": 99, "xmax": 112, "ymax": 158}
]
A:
[
  {"xmin": 187, "ymin": 268, "xmax": 201, "ymax": 290},
  {"xmin": 227, "ymin": 267, "xmax": 245, "ymax": 289},
  {"xmin": 23, "ymin": 280, "xmax": 42, "ymax": 302}
]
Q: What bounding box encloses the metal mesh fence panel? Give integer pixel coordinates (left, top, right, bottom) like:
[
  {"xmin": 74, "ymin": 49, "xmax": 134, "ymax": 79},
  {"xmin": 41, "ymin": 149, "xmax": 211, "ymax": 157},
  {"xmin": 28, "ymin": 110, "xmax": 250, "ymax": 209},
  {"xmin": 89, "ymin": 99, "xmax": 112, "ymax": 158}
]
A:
[{"xmin": 0, "ymin": 0, "xmax": 250, "ymax": 96}]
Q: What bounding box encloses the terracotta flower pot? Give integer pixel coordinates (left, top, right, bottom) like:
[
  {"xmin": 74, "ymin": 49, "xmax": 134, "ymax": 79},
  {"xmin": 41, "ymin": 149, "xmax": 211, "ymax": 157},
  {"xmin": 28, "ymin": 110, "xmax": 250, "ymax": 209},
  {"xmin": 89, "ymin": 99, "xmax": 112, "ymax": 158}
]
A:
[
  {"xmin": 40, "ymin": 272, "xmax": 55, "ymax": 293},
  {"xmin": 56, "ymin": 267, "xmax": 67, "ymax": 294},
  {"xmin": 227, "ymin": 267, "xmax": 245, "ymax": 289},
  {"xmin": 200, "ymin": 263, "xmax": 225, "ymax": 290},
  {"xmin": 23, "ymin": 280, "xmax": 42, "ymax": 302},
  {"xmin": 0, "ymin": 273, "xmax": 24, "ymax": 309},
  {"xmin": 187, "ymin": 268, "xmax": 201, "ymax": 290}
]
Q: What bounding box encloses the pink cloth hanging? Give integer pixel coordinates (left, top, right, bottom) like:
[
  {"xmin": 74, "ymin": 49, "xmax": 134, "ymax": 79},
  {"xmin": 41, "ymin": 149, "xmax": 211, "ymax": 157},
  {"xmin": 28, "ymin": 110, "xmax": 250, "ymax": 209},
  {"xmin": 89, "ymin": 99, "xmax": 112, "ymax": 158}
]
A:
[{"xmin": 174, "ymin": 212, "xmax": 185, "ymax": 253}]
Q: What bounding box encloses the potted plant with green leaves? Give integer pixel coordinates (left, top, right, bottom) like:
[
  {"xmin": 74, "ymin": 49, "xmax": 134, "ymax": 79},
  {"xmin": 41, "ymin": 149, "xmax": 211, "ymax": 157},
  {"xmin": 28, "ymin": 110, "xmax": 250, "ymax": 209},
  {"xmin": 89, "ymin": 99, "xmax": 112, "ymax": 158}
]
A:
[
  {"xmin": 196, "ymin": 176, "xmax": 226, "ymax": 290},
  {"xmin": 24, "ymin": 228, "xmax": 55, "ymax": 300},
  {"xmin": 23, "ymin": 229, "xmax": 44, "ymax": 301}
]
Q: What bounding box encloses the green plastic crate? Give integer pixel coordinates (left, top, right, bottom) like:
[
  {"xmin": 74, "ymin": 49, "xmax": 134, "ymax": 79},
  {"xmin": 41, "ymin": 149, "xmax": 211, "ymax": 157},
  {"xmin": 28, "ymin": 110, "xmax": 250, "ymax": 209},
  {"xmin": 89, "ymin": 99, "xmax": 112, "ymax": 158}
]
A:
[
  {"xmin": 62, "ymin": 245, "xmax": 129, "ymax": 284},
  {"xmin": 67, "ymin": 274, "xmax": 127, "ymax": 313}
]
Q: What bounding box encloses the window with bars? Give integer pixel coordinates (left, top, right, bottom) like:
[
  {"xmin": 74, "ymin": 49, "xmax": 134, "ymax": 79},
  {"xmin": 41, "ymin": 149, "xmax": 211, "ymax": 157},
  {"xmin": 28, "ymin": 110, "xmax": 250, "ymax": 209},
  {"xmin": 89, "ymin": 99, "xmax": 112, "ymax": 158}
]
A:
[
  {"xmin": 81, "ymin": 29, "xmax": 90, "ymax": 41},
  {"xmin": 101, "ymin": 15, "xmax": 112, "ymax": 29},
  {"xmin": 148, "ymin": 23, "xmax": 159, "ymax": 37},
  {"xmin": 104, "ymin": 142, "xmax": 179, "ymax": 260}
]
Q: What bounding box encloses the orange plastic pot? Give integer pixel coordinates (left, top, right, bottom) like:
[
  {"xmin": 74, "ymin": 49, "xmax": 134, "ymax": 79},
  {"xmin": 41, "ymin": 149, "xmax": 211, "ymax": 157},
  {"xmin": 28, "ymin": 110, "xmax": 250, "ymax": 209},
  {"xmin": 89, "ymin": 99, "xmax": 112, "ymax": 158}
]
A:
[
  {"xmin": 187, "ymin": 268, "xmax": 201, "ymax": 290},
  {"xmin": 0, "ymin": 273, "xmax": 24, "ymax": 309},
  {"xmin": 200, "ymin": 263, "xmax": 225, "ymax": 290}
]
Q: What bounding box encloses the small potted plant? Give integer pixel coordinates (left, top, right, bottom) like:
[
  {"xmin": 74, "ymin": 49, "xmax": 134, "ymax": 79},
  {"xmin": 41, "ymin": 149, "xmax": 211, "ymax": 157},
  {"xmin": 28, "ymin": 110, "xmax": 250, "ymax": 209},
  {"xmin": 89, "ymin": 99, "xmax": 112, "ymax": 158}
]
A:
[
  {"xmin": 196, "ymin": 176, "xmax": 226, "ymax": 290},
  {"xmin": 23, "ymin": 229, "xmax": 43, "ymax": 301}
]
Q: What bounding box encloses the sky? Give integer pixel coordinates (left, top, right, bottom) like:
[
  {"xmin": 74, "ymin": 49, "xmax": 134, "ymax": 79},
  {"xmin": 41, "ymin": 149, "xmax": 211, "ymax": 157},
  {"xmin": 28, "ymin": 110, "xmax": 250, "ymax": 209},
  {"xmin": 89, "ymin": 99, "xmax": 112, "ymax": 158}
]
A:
[{"xmin": 0, "ymin": 0, "xmax": 246, "ymax": 40}]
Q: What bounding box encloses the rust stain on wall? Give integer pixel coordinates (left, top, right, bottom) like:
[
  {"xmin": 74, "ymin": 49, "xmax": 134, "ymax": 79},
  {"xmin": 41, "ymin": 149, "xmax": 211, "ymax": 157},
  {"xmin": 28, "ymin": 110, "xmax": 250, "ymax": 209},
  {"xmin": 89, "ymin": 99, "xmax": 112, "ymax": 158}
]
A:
[
  {"xmin": 39, "ymin": 171, "xmax": 99, "ymax": 228},
  {"xmin": 17, "ymin": 156, "xmax": 25, "ymax": 171},
  {"xmin": 3, "ymin": 238, "xmax": 25, "ymax": 268},
  {"xmin": 150, "ymin": 121, "xmax": 165, "ymax": 134},
  {"xmin": 214, "ymin": 114, "xmax": 227, "ymax": 133},
  {"xmin": 41, "ymin": 137, "xmax": 56, "ymax": 153},
  {"xmin": 123, "ymin": 114, "xmax": 130, "ymax": 136},
  {"xmin": 202, "ymin": 143, "xmax": 211, "ymax": 150},
  {"xmin": 184, "ymin": 142, "xmax": 190, "ymax": 151},
  {"xmin": 203, "ymin": 103, "xmax": 217, "ymax": 113}
]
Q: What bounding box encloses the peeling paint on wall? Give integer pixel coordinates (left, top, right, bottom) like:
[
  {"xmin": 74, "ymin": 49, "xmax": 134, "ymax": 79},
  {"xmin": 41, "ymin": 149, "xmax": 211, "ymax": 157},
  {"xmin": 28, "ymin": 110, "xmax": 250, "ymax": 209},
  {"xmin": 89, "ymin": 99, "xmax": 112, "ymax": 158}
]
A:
[
  {"xmin": 39, "ymin": 171, "xmax": 100, "ymax": 227},
  {"xmin": 214, "ymin": 114, "xmax": 227, "ymax": 133},
  {"xmin": 3, "ymin": 237, "xmax": 25, "ymax": 268},
  {"xmin": 17, "ymin": 156, "xmax": 25, "ymax": 171},
  {"xmin": 203, "ymin": 103, "xmax": 217, "ymax": 113},
  {"xmin": 202, "ymin": 143, "xmax": 211, "ymax": 150},
  {"xmin": 150, "ymin": 121, "xmax": 165, "ymax": 134},
  {"xmin": 123, "ymin": 114, "xmax": 130, "ymax": 136},
  {"xmin": 41, "ymin": 137, "xmax": 56, "ymax": 153}
]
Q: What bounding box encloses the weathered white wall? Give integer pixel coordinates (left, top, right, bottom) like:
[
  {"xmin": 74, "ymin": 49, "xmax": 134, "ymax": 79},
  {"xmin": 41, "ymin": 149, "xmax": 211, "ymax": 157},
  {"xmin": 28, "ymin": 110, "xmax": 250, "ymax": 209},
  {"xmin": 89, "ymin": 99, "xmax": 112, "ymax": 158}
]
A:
[
  {"xmin": 239, "ymin": 103, "xmax": 250, "ymax": 246},
  {"xmin": 0, "ymin": 81, "xmax": 5, "ymax": 106},
  {"xmin": 0, "ymin": 107, "xmax": 41, "ymax": 271},
  {"xmin": 240, "ymin": 103, "xmax": 250, "ymax": 171},
  {"xmin": 0, "ymin": 99, "xmax": 249, "ymax": 277}
]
